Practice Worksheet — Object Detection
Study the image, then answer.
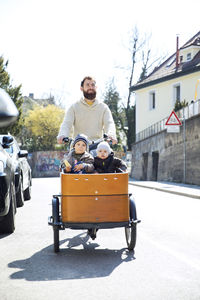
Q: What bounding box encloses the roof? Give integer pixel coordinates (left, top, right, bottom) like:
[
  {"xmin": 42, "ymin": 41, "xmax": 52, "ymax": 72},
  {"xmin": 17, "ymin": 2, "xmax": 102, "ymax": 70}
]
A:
[{"xmin": 131, "ymin": 31, "xmax": 200, "ymax": 92}]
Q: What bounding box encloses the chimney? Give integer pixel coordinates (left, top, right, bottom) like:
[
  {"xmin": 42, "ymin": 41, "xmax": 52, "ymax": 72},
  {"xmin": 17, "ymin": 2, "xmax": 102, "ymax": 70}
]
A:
[
  {"xmin": 176, "ymin": 35, "xmax": 179, "ymax": 69},
  {"xmin": 29, "ymin": 93, "xmax": 34, "ymax": 99}
]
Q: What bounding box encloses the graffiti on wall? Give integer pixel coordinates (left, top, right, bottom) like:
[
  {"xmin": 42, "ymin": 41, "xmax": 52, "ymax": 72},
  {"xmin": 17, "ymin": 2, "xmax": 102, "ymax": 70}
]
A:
[{"xmin": 34, "ymin": 151, "xmax": 66, "ymax": 175}]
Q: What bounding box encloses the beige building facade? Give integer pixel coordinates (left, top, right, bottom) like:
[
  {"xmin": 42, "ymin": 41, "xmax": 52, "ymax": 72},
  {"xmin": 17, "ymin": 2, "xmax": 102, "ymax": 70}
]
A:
[{"xmin": 131, "ymin": 31, "xmax": 200, "ymax": 183}]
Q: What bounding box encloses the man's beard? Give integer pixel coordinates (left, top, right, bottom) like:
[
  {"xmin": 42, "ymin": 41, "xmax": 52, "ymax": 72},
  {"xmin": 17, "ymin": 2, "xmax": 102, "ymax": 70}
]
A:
[{"xmin": 83, "ymin": 90, "xmax": 96, "ymax": 100}]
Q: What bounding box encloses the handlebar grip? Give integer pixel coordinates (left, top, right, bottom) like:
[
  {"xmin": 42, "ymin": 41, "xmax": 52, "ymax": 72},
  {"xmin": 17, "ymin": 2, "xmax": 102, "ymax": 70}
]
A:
[{"xmin": 63, "ymin": 137, "xmax": 70, "ymax": 143}]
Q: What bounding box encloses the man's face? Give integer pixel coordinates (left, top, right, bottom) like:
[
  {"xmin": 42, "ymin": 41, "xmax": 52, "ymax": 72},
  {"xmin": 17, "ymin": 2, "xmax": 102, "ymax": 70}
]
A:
[
  {"xmin": 74, "ymin": 141, "xmax": 87, "ymax": 154},
  {"xmin": 81, "ymin": 79, "xmax": 97, "ymax": 100}
]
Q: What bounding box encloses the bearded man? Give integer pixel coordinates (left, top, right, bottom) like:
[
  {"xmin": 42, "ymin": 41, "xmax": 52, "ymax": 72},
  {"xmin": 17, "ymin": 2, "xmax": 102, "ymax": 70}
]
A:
[{"xmin": 57, "ymin": 76, "xmax": 117, "ymax": 144}]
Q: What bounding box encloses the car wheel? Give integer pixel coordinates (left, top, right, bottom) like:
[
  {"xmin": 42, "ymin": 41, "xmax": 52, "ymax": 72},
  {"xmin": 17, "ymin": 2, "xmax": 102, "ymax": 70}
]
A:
[
  {"xmin": 24, "ymin": 182, "xmax": 31, "ymax": 201},
  {"xmin": 0, "ymin": 183, "xmax": 16, "ymax": 234},
  {"xmin": 16, "ymin": 175, "xmax": 24, "ymax": 207}
]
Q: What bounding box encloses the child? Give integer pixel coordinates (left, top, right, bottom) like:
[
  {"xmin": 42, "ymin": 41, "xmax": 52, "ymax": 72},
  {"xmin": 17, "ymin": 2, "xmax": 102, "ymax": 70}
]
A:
[
  {"xmin": 94, "ymin": 141, "xmax": 127, "ymax": 173},
  {"xmin": 61, "ymin": 134, "xmax": 94, "ymax": 174}
]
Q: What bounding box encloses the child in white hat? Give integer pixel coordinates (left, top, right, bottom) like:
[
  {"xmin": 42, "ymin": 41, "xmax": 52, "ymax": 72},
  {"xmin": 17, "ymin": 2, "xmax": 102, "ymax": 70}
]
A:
[{"xmin": 94, "ymin": 141, "xmax": 127, "ymax": 173}]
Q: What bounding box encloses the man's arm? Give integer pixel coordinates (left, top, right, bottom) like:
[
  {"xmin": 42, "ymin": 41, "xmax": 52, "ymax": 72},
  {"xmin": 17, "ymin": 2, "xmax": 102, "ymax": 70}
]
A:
[
  {"xmin": 103, "ymin": 105, "xmax": 117, "ymax": 144},
  {"xmin": 57, "ymin": 105, "xmax": 75, "ymax": 144}
]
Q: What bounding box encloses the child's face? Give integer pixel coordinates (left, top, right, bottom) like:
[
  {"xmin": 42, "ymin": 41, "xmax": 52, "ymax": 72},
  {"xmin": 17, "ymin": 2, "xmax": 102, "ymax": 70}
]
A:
[
  {"xmin": 74, "ymin": 141, "xmax": 86, "ymax": 154},
  {"xmin": 97, "ymin": 149, "xmax": 109, "ymax": 159}
]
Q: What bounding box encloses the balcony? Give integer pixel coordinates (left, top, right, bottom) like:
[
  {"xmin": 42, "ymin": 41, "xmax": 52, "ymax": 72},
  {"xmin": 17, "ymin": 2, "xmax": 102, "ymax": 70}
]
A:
[{"xmin": 135, "ymin": 99, "xmax": 200, "ymax": 142}]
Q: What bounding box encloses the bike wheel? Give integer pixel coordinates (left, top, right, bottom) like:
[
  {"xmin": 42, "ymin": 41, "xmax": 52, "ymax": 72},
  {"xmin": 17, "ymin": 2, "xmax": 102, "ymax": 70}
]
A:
[
  {"xmin": 125, "ymin": 223, "xmax": 136, "ymax": 251},
  {"xmin": 53, "ymin": 226, "xmax": 59, "ymax": 253}
]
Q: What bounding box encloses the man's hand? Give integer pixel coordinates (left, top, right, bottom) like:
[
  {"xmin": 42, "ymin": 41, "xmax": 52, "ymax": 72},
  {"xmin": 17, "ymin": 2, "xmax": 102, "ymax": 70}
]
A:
[
  {"xmin": 57, "ymin": 135, "xmax": 65, "ymax": 144},
  {"xmin": 108, "ymin": 136, "xmax": 117, "ymax": 145}
]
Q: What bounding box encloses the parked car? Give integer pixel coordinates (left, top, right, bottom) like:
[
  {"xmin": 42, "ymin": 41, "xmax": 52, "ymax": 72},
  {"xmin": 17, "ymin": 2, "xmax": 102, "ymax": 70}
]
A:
[
  {"xmin": 0, "ymin": 88, "xmax": 19, "ymax": 234},
  {"xmin": 0, "ymin": 88, "xmax": 19, "ymax": 128},
  {"xmin": 0, "ymin": 135, "xmax": 32, "ymax": 208},
  {"xmin": 0, "ymin": 138, "xmax": 16, "ymax": 233}
]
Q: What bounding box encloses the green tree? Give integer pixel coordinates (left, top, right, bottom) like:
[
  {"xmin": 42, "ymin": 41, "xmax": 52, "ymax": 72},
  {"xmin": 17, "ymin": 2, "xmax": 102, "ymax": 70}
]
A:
[
  {"xmin": 0, "ymin": 56, "xmax": 23, "ymax": 135},
  {"xmin": 24, "ymin": 104, "xmax": 65, "ymax": 151},
  {"xmin": 103, "ymin": 80, "xmax": 127, "ymax": 150},
  {"xmin": 174, "ymin": 99, "xmax": 188, "ymax": 112}
]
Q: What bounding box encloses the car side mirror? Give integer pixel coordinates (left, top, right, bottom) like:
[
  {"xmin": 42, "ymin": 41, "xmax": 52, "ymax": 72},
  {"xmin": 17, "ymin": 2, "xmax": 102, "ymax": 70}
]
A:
[
  {"xmin": 2, "ymin": 135, "xmax": 14, "ymax": 148},
  {"xmin": 0, "ymin": 88, "xmax": 19, "ymax": 128},
  {"xmin": 18, "ymin": 150, "xmax": 28, "ymax": 158}
]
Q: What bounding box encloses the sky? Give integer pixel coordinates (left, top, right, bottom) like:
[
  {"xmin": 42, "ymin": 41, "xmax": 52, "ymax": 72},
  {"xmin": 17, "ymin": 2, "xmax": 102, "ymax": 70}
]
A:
[{"xmin": 0, "ymin": 0, "xmax": 199, "ymax": 109}]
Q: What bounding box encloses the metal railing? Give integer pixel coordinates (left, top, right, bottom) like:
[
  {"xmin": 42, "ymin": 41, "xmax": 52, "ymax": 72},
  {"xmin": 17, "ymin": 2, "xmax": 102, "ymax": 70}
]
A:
[{"xmin": 136, "ymin": 99, "xmax": 200, "ymax": 142}]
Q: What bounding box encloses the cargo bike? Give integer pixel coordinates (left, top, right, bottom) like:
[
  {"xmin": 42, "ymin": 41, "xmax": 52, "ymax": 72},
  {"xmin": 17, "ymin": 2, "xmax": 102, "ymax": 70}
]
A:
[{"xmin": 48, "ymin": 137, "xmax": 140, "ymax": 253}]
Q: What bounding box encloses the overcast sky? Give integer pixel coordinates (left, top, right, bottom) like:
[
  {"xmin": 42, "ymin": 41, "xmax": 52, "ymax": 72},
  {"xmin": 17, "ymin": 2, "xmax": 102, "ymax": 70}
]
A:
[{"xmin": 0, "ymin": 0, "xmax": 199, "ymax": 108}]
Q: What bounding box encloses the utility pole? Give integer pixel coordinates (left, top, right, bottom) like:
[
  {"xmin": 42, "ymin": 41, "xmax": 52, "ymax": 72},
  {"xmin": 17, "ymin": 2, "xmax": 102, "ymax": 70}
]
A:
[{"xmin": 182, "ymin": 108, "xmax": 186, "ymax": 183}]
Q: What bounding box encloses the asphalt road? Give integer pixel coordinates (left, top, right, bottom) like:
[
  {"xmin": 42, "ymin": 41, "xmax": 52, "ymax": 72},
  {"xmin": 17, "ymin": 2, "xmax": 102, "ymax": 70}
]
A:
[{"xmin": 0, "ymin": 178, "xmax": 200, "ymax": 300}]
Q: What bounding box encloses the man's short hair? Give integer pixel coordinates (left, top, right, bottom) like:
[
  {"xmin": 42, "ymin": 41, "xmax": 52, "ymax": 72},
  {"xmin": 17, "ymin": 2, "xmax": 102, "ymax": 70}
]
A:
[{"xmin": 81, "ymin": 76, "xmax": 96, "ymax": 87}]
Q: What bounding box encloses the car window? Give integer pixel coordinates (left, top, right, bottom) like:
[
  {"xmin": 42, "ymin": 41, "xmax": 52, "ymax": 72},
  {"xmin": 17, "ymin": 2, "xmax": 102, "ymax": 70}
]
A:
[{"xmin": 5, "ymin": 145, "xmax": 14, "ymax": 155}]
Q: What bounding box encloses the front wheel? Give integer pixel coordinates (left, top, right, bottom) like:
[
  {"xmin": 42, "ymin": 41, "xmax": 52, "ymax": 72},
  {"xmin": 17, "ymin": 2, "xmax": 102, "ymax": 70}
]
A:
[
  {"xmin": 125, "ymin": 223, "xmax": 136, "ymax": 251},
  {"xmin": 53, "ymin": 227, "xmax": 59, "ymax": 252}
]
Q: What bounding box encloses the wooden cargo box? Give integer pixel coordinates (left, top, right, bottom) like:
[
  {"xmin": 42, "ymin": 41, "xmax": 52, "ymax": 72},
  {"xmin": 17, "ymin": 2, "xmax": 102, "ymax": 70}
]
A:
[{"xmin": 61, "ymin": 173, "xmax": 129, "ymax": 223}]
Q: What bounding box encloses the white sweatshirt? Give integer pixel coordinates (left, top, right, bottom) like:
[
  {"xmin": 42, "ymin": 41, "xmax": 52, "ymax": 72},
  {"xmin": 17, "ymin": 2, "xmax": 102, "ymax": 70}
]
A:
[{"xmin": 57, "ymin": 98, "xmax": 117, "ymax": 141}]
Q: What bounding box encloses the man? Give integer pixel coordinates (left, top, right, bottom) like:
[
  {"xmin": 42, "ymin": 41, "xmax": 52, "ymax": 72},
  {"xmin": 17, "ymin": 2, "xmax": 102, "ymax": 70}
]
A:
[{"xmin": 57, "ymin": 76, "xmax": 117, "ymax": 144}]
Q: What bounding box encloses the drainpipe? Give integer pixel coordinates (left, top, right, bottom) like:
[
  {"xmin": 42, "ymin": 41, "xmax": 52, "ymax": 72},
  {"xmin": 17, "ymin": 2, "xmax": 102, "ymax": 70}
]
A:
[{"xmin": 176, "ymin": 35, "xmax": 179, "ymax": 69}]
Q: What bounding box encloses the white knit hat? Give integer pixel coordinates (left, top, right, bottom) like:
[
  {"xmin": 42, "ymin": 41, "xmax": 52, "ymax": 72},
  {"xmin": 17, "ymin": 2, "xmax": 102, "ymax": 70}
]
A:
[{"xmin": 97, "ymin": 141, "xmax": 111, "ymax": 154}]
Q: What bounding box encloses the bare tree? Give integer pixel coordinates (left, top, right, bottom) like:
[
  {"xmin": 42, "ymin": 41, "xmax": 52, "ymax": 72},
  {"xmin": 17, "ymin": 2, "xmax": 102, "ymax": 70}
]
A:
[{"xmin": 118, "ymin": 27, "xmax": 165, "ymax": 150}]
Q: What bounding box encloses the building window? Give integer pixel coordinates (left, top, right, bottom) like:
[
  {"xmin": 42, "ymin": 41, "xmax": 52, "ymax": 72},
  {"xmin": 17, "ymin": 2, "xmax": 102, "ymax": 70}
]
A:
[
  {"xmin": 187, "ymin": 53, "xmax": 191, "ymax": 61},
  {"xmin": 149, "ymin": 91, "xmax": 156, "ymax": 110},
  {"xmin": 173, "ymin": 84, "xmax": 181, "ymax": 105}
]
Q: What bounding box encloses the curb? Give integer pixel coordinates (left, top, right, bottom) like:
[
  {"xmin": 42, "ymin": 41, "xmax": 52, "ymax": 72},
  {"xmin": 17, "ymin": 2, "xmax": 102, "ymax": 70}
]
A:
[{"xmin": 128, "ymin": 181, "xmax": 200, "ymax": 199}]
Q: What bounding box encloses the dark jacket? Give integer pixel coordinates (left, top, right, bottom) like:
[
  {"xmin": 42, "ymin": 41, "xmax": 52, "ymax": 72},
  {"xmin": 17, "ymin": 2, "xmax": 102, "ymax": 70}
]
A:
[{"xmin": 94, "ymin": 152, "xmax": 127, "ymax": 173}]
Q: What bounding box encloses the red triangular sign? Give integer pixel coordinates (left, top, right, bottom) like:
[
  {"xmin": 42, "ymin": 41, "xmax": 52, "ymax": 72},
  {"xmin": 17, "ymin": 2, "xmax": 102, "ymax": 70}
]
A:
[{"xmin": 165, "ymin": 111, "xmax": 182, "ymax": 125}]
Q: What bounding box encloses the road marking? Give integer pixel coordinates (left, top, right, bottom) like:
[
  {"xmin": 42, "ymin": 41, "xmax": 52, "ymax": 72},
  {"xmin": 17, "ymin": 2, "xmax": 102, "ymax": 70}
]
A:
[{"xmin": 141, "ymin": 233, "xmax": 200, "ymax": 272}]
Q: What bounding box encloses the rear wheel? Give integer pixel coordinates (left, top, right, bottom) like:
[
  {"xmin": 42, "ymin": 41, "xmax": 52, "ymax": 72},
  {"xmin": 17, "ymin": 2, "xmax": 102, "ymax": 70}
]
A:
[
  {"xmin": 0, "ymin": 183, "xmax": 16, "ymax": 234},
  {"xmin": 125, "ymin": 223, "xmax": 136, "ymax": 251},
  {"xmin": 24, "ymin": 184, "xmax": 31, "ymax": 200}
]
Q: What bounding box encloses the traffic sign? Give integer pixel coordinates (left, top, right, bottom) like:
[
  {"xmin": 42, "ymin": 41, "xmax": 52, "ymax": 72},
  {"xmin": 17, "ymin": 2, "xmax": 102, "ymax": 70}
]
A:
[
  {"xmin": 165, "ymin": 111, "xmax": 182, "ymax": 126},
  {"xmin": 166, "ymin": 125, "xmax": 180, "ymax": 133}
]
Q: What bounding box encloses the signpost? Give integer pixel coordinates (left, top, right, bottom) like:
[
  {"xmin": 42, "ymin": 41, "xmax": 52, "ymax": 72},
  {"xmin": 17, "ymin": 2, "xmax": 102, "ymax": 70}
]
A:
[
  {"xmin": 165, "ymin": 110, "xmax": 182, "ymax": 133},
  {"xmin": 165, "ymin": 110, "xmax": 185, "ymax": 183}
]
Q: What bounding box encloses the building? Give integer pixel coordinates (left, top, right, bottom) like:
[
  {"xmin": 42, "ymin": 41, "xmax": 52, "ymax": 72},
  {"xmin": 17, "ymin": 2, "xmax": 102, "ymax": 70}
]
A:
[{"xmin": 130, "ymin": 31, "xmax": 200, "ymax": 184}]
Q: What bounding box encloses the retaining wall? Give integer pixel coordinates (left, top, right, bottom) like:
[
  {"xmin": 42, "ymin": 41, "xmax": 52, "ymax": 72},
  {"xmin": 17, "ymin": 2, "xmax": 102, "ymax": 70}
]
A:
[{"xmin": 131, "ymin": 114, "xmax": 200, "ymax": 185}]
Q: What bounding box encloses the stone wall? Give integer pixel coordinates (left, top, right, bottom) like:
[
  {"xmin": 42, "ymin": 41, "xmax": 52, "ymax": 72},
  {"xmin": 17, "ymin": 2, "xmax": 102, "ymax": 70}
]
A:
[
  {"xmin": 28, "ymin": 150, "xmax": 128, "ymax": 178},
  {"xmin": 131, "ymin": 114, "xmax": 200, "ymax": 185},
  {"xmin": 28, "ymin": 151, "xmax": 66, "ymax": 178}
]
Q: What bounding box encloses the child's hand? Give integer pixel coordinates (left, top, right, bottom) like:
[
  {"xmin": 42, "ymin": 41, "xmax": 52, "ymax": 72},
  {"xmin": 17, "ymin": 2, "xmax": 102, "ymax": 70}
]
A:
[
  {"xmin": 64, "ymin": 160, "xmax": 71, "ymax": 173},
  {"xmin": 74, "ymin": 164, "xmax": 83, "ymax": 172},
  {"xmin": 65, "ymin": 166, "xmax": 72, "ymax": 173}
]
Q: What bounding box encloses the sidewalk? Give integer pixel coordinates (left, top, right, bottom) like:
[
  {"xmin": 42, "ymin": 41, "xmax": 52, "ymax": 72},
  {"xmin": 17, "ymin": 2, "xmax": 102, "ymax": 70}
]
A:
[{"xmin": 129, "ymin": 179, "xmax": 200, "ymax": 199}]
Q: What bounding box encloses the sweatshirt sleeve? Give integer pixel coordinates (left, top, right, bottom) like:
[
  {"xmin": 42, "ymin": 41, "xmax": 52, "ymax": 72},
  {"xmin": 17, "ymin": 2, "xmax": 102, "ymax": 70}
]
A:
[
  {"xmin": 103, "ymin": 105, "xmax": 117, "ymax": 140},
  {"xmin": 57, "ymin": 105, "xmax": 75, "ymax": 138}
]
